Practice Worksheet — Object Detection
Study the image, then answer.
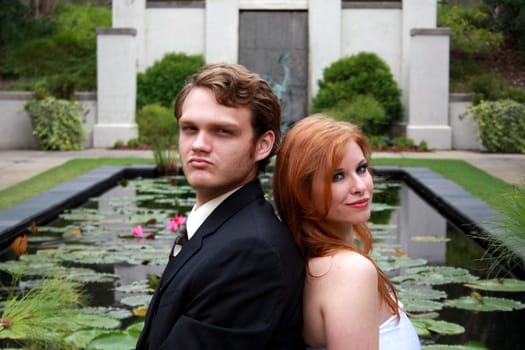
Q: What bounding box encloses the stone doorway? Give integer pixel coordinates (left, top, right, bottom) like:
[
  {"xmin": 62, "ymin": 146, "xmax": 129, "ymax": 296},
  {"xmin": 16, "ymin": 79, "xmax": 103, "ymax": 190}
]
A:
[{"xmin": 239, "ymin": 11, "xmax": 308, "ymax": 127}]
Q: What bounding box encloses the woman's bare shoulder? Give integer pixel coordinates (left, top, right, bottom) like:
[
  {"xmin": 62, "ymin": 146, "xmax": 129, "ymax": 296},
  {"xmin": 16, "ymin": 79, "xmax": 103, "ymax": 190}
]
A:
[{"xmin": 308, "ymin": 250, "xmax": 376, "ymax": 280}]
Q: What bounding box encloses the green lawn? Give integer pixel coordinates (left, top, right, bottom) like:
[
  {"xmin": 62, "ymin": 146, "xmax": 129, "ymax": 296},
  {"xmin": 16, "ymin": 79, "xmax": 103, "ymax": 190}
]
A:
[{"xmin": 0, "ymin": 157, "xmax": 515, "ymax": 211}]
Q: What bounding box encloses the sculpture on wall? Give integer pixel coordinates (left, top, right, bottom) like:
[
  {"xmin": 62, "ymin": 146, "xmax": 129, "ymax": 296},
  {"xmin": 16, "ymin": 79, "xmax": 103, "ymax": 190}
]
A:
[{"xmin": 264, "ymin": 53, "xmax": 293, "ymax": 133}]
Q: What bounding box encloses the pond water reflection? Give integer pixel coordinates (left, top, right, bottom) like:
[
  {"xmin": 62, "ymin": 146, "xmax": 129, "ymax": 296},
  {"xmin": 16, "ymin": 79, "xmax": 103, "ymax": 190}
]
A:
[
  {"xmin": 0, "ymin": 175, "xmax": 523, "ymax": 349},
  {"xmin": 378, "ymin": 182, "xmax": 525, "ymax": 349}
]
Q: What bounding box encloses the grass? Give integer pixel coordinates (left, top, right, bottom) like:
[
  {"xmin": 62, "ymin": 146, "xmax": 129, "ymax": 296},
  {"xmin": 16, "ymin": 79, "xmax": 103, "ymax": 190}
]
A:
[
  {"xmin": 0, "ymin": 157, "xmax": 154, "ymax": 210},
  {"xmin": 0, "ymin": 157, "xmax": 516, "ymax": 212}
]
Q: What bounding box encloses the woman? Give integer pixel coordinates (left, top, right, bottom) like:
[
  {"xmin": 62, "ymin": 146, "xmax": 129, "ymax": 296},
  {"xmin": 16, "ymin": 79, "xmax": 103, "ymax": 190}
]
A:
[{"xmin": 273, "ymin": 114, "xmax": 420, "ymax": 350}]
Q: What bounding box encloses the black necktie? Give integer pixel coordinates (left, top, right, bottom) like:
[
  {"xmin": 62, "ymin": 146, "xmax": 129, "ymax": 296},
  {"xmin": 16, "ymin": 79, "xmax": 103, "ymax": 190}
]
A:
[{"xmin": 169, "ymin": 223, "xmax": 188, "ymax": 259}]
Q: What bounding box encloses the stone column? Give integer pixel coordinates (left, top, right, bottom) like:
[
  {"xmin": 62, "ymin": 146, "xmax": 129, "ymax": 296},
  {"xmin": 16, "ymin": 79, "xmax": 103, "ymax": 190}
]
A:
[
  {"xmin": 407, "ymin": 28, "xmax": 451, "ymax": 149},
  {"xmin": 308, "ymin": 0, "xmax": 341, "ymax": 100},
  {"xmin": 401, "ymin": 0, "xmax": 437, "ymax": 119},
  {"xmin": 94, "ymin": 28, "xmax": 138, "ymax": 148},
  {"xmin": 206, "ymin": 0, "xmax": 239, "ymax": 64},
  {"xmin": 112, "ymin": 0, "xmax": 146, "ymax": 72}
]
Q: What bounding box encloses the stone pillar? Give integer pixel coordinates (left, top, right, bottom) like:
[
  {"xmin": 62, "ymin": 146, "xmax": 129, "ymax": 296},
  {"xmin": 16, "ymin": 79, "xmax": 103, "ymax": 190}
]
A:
[
  {"xmin": 449, "ymin": 93, "xmax": 485, "ymax": 151},
  {"xmin": 112, "ymin": 0, "xmax": 146, "ymax": 72},
  {"xmin": 308, "ymin": 0, "xmax": 341, "ymax": 100},
  {"xmin": 94, "ymin": 28, "xmax": 138, "ymax": 148},
  {"xmin": 401, "ymin": 0, "xmax": 437, "ymax": 120},
  {"xmin": 206, "ymin": 0, "xmax": 239, "ymax": 64},
  {"xmin": 407, "ymin": 28, "xmax": 451, "ymax": 149}
]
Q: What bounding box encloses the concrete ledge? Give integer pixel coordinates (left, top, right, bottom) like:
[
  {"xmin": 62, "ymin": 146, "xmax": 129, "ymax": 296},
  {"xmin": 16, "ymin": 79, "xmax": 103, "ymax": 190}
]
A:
[
  {"xmin": 96, "ymin": 27, "xmax": 137, "ymax": 36},
  {"xmin": 147, "ymin": 1, "xmax": 205, "ymax": 8},
  {"xmin": 406, "ymin": 125, "xmax": 452, "ymax": 150},
  {"xmin": 343, "ymin": 1, "xmax": 402, "ymax": 9},
  {"xmin": 93, "ymin": 124, "xmax": 139, "ymax": 148},
  {"xmin": 0, "ymin": 165, "xmax": 156, "ymax": 249},
  {"xmin": 411, "ymin": 28, "xmax": 451, "ymax": 36}
]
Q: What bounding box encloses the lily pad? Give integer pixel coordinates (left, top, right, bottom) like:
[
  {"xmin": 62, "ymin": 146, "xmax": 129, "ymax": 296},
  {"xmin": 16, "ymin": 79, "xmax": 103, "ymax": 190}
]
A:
[
  {"xmin": 65, "ymin": 329, "xmax": 111, "ymax": 349},
  {"xmin": 464, "ymin": 278, "xmax": 525, "ymax": 292},
  {"xmin": 83, "ymin": 306, "xmax": 134, "ymax": 320},
  {"xmin": 391, "ymin": 266, "xmax": 479, "ymax": 285},
  {"xmin": 86, "ymin": 331, "xmax": 139, "ymax": 350},
  {"xmin": 422, "ymin": 343, "xmax": 489, "ymax": 350},
  {"xmin": 411, "ymin": 318, "xmax": 465, "ymax": 337},
  {"xmin": 375, "ymin": 255, "xmax": 428, "ymax": 272},
  {"xmin": 411, "ymin": 235, "xmax": 451, "ymax": 243},
  {"xmin": 120, "ymin": 294, "xmax": 152, "ymax": 308},
  {"xmin": 445, "ymin": 295, "xmax": 525, "ymax": 311}
]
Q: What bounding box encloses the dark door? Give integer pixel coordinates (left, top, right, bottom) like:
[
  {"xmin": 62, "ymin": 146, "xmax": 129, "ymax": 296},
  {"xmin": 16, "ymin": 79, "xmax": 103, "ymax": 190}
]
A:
[{"xmin": 239, "ymin": 11, "xmax": 308, "ymax": 128}]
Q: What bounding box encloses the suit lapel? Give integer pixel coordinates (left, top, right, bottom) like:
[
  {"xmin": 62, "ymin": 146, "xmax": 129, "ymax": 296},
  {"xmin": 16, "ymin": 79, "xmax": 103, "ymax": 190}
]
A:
[{"xmin": 159, "ymin": 180, "xmax": 264, "ymax": 289}]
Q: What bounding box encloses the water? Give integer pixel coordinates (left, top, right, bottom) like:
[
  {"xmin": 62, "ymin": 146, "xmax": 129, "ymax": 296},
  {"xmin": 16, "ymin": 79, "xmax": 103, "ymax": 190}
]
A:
[{"xmin": 0, "ymin": 175, "xmax": 523, "ymax": 349}]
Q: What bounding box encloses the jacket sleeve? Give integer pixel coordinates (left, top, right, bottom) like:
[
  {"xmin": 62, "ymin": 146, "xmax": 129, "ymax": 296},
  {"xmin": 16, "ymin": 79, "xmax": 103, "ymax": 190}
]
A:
[{"xmin": 158, "ymin": 236, "xmax": 286, "ymax": 350}]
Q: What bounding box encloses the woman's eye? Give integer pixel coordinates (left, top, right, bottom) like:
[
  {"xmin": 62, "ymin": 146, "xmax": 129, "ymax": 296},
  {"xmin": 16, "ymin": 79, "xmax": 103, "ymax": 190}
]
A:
[
  {"xmin": 356, "ymin": 163, "xmax": 368, "ymax": 174},
  {"xmin": 332, "ymin": 172, "xmax": 345, "ymax": 182}
]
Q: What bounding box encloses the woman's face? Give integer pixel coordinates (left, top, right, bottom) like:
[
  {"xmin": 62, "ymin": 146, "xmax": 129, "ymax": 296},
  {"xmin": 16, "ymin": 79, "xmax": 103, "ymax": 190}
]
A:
[{"xmin": 325, "ymin": 141, "xmax": 374, "ymax": 236}]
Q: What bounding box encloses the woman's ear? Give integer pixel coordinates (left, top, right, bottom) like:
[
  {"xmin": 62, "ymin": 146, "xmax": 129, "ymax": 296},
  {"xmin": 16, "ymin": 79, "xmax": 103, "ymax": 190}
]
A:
[{"xmin": 255, "ymin": 130, "xmax": 275, "ymax": 161}]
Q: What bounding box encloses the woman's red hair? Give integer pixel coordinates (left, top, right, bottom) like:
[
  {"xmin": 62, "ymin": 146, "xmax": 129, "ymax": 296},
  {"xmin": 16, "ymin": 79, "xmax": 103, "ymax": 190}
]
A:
[{"xmin": 273, "ymin": 114, "xmax": 399, "ymax": 317}]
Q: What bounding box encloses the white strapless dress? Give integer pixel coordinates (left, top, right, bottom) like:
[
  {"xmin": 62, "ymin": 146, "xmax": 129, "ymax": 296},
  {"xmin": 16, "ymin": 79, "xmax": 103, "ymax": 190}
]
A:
[{"xmin": 306, "ymin": 309, "xmax": 421, "ymax": 350}]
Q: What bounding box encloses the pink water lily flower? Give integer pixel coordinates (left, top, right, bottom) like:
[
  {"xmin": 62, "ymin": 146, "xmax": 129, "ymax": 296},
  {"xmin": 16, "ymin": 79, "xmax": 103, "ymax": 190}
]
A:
[
  {"xmin": 131, "ymin": 225, "xmax": 153, "ymax": 242},
  {"xmin": 167, "ymin": 215, "xmax": 186, "ymax": 232}
]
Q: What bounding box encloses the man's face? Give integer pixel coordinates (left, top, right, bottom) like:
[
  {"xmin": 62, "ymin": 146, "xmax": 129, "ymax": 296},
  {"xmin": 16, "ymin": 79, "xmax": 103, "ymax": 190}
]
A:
[{"xmin": 178, "ymin": 87, "xmax": 273, "ymax": 207}]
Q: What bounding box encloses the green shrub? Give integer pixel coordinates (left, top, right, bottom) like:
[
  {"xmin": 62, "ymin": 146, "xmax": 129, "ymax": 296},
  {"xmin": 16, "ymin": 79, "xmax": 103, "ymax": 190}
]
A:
[
  {"xmin": 137, "ymin": 52, "xmax": 205, "ymax": 109},
  {"xmin": 311, "ymin": 52, "xmax": 403, "ymax": 134},
  {"xmin": 114, "ymin": 140, "xmax": 125, "ymax": 149},
  {"xmin": 467, "ymin": 99, "xmax": 525, "ymax": 153},
  {"xmin": 438, "ymin": 5, "xmax": 503, "ymax": 55},
  {"xmin": 469, "ymin": 73, "xmax": 525, "ymax": 105},
  {"xmin": 326, "ymin": 95, "xmax": 389, "ymax": 135},
  {"xmin": 136, "ymin": 104, "xmax": 179, "ymax": 173},
  {"xmin": 24, "ymin": 96, "xmax": 86, "ymax": 151},
  {"xmin": 127, "ymin": 138, "xmax": 141, "ymax": 148}
]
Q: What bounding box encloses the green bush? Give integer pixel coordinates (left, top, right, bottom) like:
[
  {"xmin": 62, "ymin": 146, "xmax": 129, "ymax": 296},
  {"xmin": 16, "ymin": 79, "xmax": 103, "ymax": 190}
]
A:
[
  {"xmin": 469, "ymin": 73, "xmax": 525, "ymax": 105},
  {"xmin": 24, "ymin": 96, "xmax": 86, "ymax": 151},
  {"xmin": 137, "ymin": 52, "xmax": 205, "ymax": 109},
  {"xmin": 326, "ymin": 95, "xmax": 389, "ymax": 135},
  {"xmin": 136, "ymin": 104, "xmax": 179, "ymax": 172},
  {"xmin": 467, "ymin": 99, "xmax": 525, "ymax": 153},
  {"xmin": 438, "ymin": 5, "xmax": 503, "ymax": 55},
  {"xmin": 311, "ymin": 52, "xmax": 403, "ymax": 133}
]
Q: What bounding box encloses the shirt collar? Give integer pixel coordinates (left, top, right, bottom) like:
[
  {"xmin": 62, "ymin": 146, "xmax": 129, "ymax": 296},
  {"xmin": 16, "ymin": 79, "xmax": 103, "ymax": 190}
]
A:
[{"xmin": 185, "ymin": 187, "xmax": 241, "ymax": 239}]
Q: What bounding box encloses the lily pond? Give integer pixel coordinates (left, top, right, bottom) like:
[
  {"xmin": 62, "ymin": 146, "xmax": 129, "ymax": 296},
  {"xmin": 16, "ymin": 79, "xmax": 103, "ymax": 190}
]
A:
[{"xmin": 0, "ymin": 173, "xmax": 524, "ymax": 350}]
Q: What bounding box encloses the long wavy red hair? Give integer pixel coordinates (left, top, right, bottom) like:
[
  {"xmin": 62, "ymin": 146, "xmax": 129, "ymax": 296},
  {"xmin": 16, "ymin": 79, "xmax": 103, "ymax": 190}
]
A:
[{"xmin": 273, "ymin": 114, "xmax": 399, "ymax": 317}]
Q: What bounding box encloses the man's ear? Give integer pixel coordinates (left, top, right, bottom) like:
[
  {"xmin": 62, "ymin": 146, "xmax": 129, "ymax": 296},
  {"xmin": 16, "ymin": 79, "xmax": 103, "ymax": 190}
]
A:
[{"xmin": 255, "ymin": 130, "xmax": 275, "ymax": 161}]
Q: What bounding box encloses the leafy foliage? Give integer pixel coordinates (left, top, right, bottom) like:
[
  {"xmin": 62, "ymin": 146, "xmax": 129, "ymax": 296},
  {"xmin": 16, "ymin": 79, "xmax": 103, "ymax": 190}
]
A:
[
  {"xmin": 136, "ymin": 52, "xmax": 205, "ymax": 109},
  {"xmin": 438, "ymin": 5, "xmax": 503, "ymax": 55},
  {"xmin": 24, "ymin": 96, "xmax": 86, "ymax": 150},
  {"xmin": 136, "ymin": 104, "xmax": 179, "ymax": 173},
  {"xmin": 3, "ymin": 3, "xmax": 110, "ymax": 95},
  {"xmin": 466, "ymin": 99, "xmax": 525, "ymax": 153},
  {"xmin": 482, "ymin": 0, "xmax": 525, "ymax": 55},
  {"xmin": 325, "ymin": 95, "xmax": 390, "ymax": 135},
  {"xmin": 310, "ymin": 52, "xmax": 403, "ymax": 134},
  {"xmin": 468, "ymin": 72, "xmax": 525, "ymax": 105}
]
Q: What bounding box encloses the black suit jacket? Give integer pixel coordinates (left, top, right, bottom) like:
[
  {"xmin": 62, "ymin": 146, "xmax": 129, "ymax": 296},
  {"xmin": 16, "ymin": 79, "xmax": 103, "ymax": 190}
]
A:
[{"xmin": 136, "ymin": 180, "xmax": 305, "ymax": 349}]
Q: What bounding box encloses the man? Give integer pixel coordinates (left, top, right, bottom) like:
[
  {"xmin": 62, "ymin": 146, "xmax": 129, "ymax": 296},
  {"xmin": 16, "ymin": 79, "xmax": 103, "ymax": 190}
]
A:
[{"xmin": 136, "ymin": 63, "xmax": 305, "ymax": 349}]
